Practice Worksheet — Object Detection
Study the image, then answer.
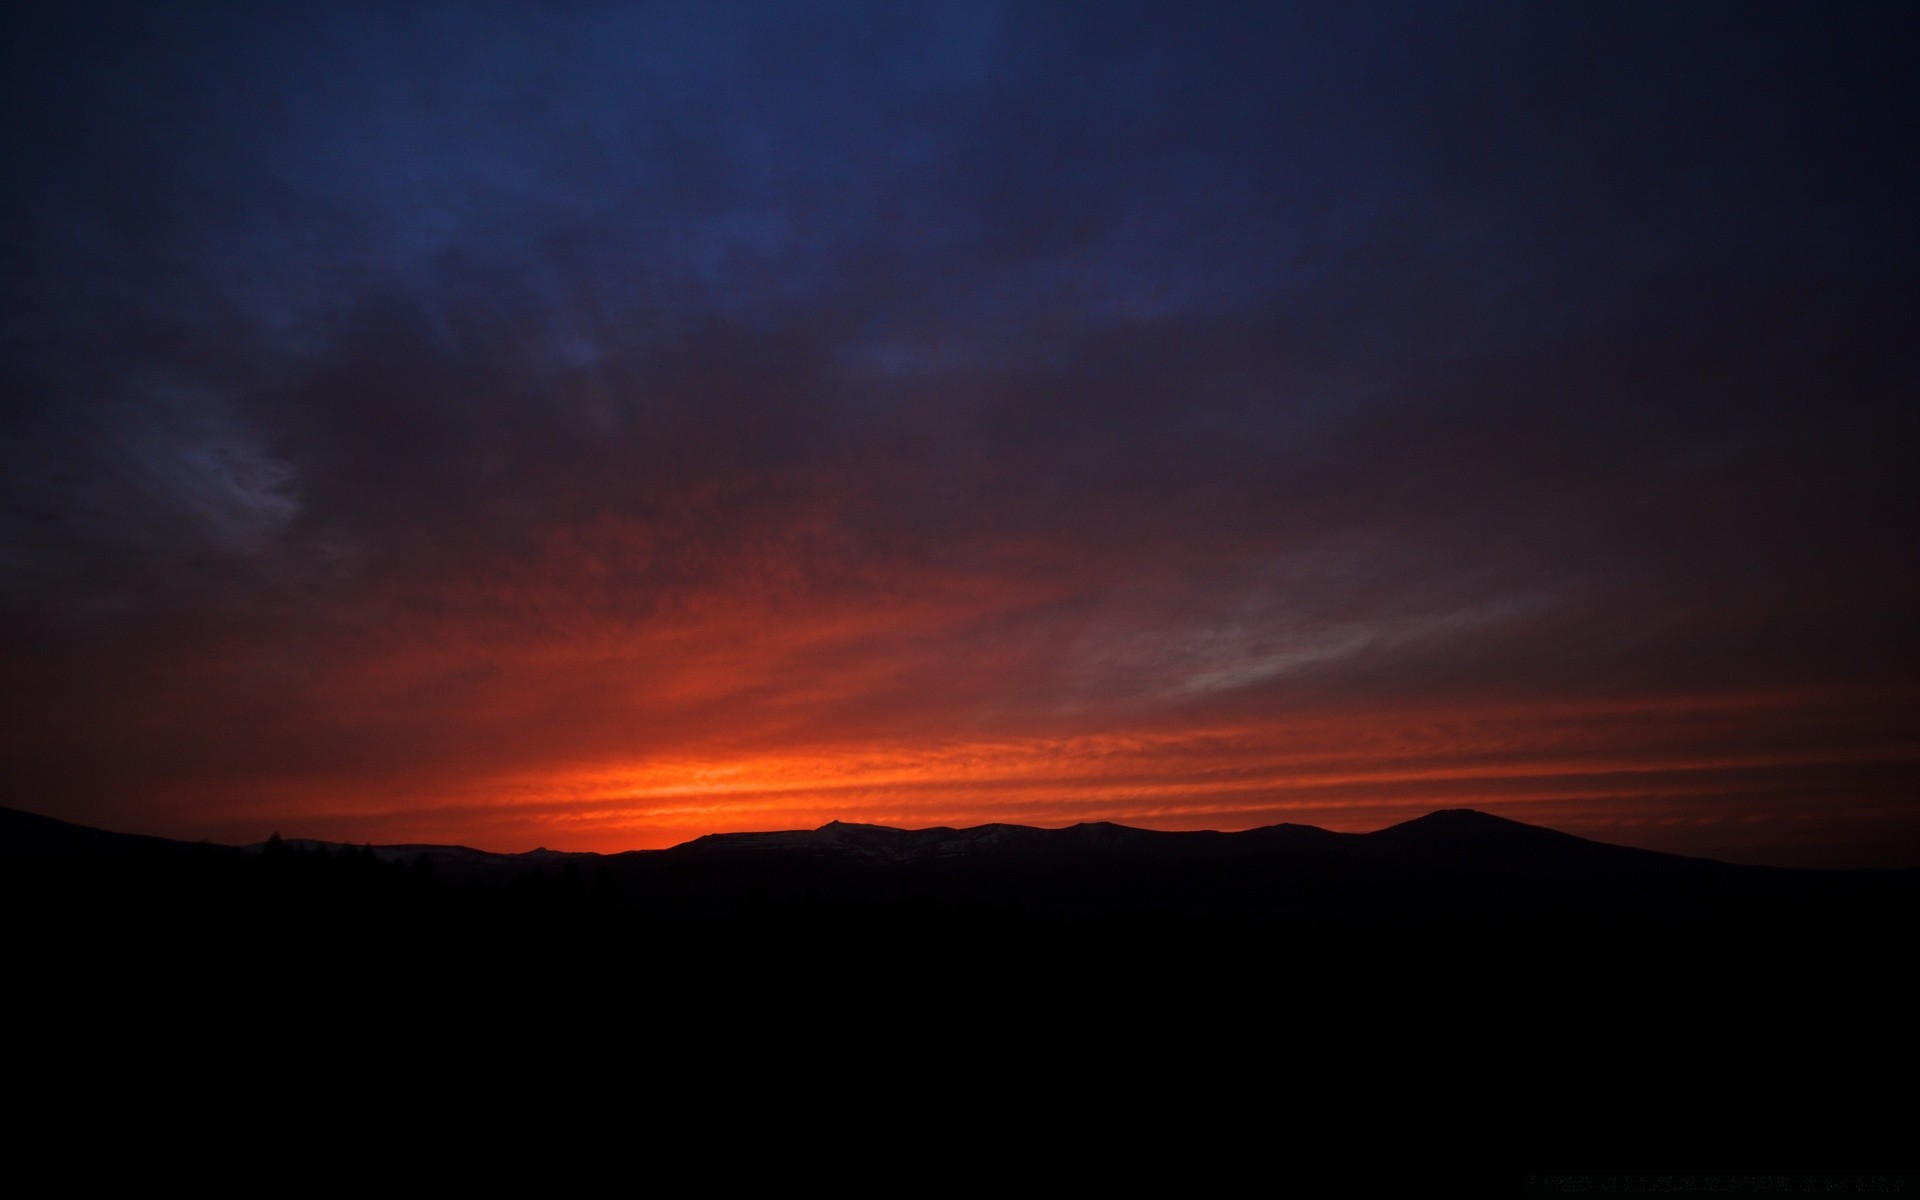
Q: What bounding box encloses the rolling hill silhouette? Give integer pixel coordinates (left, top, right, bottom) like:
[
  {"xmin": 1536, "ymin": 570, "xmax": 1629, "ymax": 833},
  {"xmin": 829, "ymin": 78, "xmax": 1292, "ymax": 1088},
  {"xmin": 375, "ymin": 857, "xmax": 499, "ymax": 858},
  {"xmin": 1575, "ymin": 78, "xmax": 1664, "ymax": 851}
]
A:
[
  {"xmin": 6, "ymin": 802, "xmax": 1910, "ymax": 933},
  {"xmin": 7, "ymin": 803, "xmax": 1912, "ymax": 1169}
]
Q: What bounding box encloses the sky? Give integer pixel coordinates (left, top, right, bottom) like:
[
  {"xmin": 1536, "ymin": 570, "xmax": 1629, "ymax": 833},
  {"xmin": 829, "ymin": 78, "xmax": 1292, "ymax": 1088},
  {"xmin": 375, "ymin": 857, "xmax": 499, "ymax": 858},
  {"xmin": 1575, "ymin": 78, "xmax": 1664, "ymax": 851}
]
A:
[{"xmin": 3, "ymin": 2, "xmax": 1916, "ymax": 867}]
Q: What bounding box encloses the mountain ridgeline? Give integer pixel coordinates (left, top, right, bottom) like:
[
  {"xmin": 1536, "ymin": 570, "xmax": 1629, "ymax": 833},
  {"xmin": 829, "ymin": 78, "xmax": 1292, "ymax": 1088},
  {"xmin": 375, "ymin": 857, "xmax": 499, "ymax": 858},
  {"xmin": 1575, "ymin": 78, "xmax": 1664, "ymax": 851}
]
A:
[
  {"xmin": 8, "ymin": 804, "xmax": 1913, "ymax": 1166},
  {"xmin": 6, "ymin": 804, "xmax": 1913, "ymax": 942}
]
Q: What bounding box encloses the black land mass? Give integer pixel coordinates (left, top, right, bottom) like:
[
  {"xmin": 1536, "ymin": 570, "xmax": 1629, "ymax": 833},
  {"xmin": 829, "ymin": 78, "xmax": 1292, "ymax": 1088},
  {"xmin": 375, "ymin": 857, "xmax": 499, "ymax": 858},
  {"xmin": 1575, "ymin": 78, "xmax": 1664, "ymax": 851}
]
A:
[
  {"xmin": 5, "ymin": 804, "xmax": 1911, "ymax": 1170},
  {"xmin": 10, "ymin": 802, "xmax": 1914, "ymax": 935}
]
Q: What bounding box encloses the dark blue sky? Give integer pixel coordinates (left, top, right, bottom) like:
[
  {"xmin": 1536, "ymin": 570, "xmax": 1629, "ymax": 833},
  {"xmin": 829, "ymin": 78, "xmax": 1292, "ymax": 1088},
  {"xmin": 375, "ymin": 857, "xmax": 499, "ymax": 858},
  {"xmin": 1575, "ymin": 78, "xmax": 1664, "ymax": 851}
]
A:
[{"xmin": 4, "ymin": 2, "xmax": 1917, "ymax": 863}]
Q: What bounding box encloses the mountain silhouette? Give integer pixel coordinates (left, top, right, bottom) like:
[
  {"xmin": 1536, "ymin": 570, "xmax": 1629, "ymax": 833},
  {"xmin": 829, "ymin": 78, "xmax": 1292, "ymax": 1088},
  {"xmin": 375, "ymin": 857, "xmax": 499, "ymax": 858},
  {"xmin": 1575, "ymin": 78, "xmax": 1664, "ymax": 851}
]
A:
[
  {"xmin": 7, "ymin": 802, "xmax": 1910, "ymax": 933},
  {"xmin": 7, "ymin": 802, "xmax": 1912, "ymax": 1171}
]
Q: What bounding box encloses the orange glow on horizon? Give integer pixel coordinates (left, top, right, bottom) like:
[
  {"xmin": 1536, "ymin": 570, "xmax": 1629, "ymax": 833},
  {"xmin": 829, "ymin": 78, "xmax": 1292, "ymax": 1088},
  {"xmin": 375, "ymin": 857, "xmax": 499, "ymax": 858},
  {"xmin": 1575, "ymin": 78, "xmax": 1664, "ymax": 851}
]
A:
[{"xmin": 145, "ymin": 683, "xmax": 1919, "ymax": 868}]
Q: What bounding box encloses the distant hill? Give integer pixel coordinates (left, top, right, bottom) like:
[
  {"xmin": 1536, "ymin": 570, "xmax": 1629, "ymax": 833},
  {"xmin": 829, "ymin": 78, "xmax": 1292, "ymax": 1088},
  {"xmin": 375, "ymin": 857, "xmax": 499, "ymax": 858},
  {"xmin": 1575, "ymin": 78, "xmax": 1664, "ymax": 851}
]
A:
[
  {"xmin": 7, "ymin": 803, "xmax": 1913, "ymax": 1168},
  {"xmin": 6, "ymin": 802, "xmax": 1911, "ymax": 932}
]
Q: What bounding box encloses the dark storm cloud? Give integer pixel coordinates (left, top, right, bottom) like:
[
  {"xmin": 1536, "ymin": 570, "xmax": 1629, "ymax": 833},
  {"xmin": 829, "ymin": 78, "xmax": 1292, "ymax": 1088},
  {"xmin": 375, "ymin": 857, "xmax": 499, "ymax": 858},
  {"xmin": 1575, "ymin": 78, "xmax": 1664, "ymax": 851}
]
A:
[{"xmin": 3, "ymin": 2, "xmax": 1916, "ymax": 860}]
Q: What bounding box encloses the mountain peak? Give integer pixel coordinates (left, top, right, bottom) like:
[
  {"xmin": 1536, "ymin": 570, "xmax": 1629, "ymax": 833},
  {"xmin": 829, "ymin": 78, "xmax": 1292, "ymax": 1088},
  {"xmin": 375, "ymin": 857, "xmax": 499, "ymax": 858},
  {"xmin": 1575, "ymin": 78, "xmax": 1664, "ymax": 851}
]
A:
[
  {"xmin": 1362, "ymin": 807, "xmax": 1668, "ymax": 873},
  {"xmin": 1375, "ymin": 809, "xmax": 1540, "ymax": 836},
  {"xmin": 1403, "ymin": 808, "xmax": 1506, "ymax": 824}
]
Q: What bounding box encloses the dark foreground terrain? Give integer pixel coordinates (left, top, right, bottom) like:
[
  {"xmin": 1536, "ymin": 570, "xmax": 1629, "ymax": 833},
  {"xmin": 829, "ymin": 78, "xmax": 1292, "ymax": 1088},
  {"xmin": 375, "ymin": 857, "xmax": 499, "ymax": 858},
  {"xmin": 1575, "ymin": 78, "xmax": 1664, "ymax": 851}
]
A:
[{"xmin": 6, "ymin": 805, "xmax": 1913, "ymax": 1179}]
